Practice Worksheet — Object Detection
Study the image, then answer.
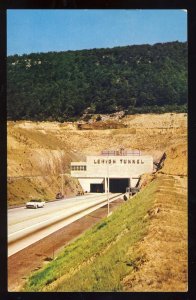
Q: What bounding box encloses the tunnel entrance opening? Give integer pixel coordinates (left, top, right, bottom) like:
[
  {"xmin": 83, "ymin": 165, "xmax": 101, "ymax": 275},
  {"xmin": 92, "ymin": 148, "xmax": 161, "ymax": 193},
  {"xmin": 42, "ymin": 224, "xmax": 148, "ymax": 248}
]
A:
[
  {"xmin": 90, "ymin": 184, "xmax": 104, "ymax": 193},
  {"xmin": 109, "ymin": 178, "xmax": 130, "ymax": 193}
]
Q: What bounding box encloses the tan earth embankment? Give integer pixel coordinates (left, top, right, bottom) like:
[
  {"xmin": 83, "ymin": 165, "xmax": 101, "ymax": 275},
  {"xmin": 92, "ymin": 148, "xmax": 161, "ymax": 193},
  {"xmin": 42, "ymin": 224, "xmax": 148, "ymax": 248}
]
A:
[
  {"xmin": 7, "ymin": 113, "xmax": 187, "ymax": 206},
  {"xmin": 122, "ymin": 173, "xmax": 187, "ymax": 291},
  {"xmin": 161, "ymin": 144, "xmax": 187, "ymax": 176}
]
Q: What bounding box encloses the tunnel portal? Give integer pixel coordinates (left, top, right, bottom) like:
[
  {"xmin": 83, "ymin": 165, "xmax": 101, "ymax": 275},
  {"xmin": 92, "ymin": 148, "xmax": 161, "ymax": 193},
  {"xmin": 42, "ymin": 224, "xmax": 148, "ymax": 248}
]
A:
[{"xmin": 109, "ymin": 178, "xmax": 130, "ymax": 193}]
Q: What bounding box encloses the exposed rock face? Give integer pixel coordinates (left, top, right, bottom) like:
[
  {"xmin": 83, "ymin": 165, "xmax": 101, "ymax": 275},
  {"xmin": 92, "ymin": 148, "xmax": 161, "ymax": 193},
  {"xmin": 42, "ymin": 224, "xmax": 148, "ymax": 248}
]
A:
[
  {"xmin": 7, "ymin": 113, "xmax": 187, "ymax": 206},
  {"xmin": 161, "ymin": 144, "xmax": 187, "ymax": 176}
]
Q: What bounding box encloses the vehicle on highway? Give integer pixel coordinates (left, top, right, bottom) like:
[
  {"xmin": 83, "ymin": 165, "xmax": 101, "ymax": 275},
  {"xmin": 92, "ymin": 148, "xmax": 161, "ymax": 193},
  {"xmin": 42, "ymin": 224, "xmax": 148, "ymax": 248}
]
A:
[
  {"xmin": 26, "ymin": 199, "xmax": 45, "ymax": 209},
  {"xmin": 77, "ymin": 191, "xmax": 84, "ymax": 196},
  {"xmin": 126, "ymin": 186, "xmax": 140, "ymax": 196},
  {"xmin": 56, "ymin": 192, "xmax": 64, "ymax": 199}
]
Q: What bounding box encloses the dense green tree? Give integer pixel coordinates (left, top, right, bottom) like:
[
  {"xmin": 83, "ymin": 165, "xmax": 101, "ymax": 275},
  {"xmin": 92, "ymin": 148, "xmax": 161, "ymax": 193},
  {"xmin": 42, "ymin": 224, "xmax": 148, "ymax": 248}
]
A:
[{"xmin": 7, "ymin": 41, "xmax": 187, "ymax": 121}]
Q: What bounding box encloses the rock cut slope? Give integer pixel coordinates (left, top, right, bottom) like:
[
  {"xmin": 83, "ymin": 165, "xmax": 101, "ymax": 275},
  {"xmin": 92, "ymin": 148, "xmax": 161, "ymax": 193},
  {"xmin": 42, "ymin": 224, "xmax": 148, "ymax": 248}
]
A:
[{"xmin": 7, "ymin": 113, "xmax": 187, "ymax": 206}]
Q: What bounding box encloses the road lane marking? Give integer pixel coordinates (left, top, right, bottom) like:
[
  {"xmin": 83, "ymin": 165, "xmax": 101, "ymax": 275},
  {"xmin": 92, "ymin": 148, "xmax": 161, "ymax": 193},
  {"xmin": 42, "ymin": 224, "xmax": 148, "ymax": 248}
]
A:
[{"xmin": 8, "ymin": 194, "xmax": 121, "ymax": 239}]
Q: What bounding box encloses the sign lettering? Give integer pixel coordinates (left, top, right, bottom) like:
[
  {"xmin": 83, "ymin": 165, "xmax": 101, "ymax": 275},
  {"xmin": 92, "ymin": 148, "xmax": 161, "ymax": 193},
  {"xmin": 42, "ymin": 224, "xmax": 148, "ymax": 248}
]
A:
[{"xmin": 93, "ymin": 159, "xmax": 145, "ymax": 165}]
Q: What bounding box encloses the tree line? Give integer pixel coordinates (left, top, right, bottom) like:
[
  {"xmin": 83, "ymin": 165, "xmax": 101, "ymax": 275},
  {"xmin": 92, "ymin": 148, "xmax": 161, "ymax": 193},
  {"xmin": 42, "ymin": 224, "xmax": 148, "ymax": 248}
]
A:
[{"xmin": 7, "ymin": 41, "xmax": 187, "ymax": 121}]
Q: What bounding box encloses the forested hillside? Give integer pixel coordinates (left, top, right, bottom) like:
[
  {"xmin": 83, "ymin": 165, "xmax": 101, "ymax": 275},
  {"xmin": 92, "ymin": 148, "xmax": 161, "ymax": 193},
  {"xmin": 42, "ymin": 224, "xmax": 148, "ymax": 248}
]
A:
[{"xmin": 7, "ymin": 41, "xmax": 187, "ymax": 121}]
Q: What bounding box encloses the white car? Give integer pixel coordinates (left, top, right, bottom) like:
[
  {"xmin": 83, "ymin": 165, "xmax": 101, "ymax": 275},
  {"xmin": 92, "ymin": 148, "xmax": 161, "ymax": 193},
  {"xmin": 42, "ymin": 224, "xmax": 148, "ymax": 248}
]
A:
[{"xmin": 26, "ymin": 199, "xmax": 45, "ymax": 209}]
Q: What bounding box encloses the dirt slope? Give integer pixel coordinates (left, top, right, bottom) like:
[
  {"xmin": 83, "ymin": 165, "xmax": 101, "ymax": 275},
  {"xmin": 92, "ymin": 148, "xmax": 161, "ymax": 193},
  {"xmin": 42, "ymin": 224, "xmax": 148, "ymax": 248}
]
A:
[
  {"xmin": 122, "ymin": 174, "xmax": 187, "ymax": 291},
  {"xmin": 7, "ymin": 113, "xmax": 187, "ymax": 206}
]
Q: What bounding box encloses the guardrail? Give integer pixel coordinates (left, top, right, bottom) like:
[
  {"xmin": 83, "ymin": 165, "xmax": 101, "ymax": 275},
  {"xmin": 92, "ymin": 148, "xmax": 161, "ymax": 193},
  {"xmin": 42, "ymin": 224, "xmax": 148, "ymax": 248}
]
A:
[{"xmin": 8, "ymin": 193, "xmax": 123, "ymax": 245}]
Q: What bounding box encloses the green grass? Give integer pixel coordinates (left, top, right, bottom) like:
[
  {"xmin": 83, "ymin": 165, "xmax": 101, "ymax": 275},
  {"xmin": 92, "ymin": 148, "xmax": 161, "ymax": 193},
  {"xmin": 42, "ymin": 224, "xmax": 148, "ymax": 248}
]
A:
[{"xmin": 23, "ymin": 177, "xmax": 159, "ymax": 292}]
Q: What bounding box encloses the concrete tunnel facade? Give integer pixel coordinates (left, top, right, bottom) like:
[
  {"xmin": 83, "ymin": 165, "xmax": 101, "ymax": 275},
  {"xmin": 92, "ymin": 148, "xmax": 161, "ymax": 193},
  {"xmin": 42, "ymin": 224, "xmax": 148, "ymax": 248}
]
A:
[{"xmin": 70, "ymin": 149, "xmax": 153, "ymax": 194}]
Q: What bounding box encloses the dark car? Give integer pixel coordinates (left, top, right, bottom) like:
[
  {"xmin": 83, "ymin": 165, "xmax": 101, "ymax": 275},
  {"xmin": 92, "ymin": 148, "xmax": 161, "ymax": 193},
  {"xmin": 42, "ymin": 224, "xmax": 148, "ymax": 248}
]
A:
[
  {"xmin": 131, "ymin": 187, "xmax": 140, "ymax": 195},
  {"xmin": 56, "ymin": 192, "xmax": 64, "ymax": 199},
  {"xmin": 77, "ymin": 191, "xmax": 84, "ymax": 196}
]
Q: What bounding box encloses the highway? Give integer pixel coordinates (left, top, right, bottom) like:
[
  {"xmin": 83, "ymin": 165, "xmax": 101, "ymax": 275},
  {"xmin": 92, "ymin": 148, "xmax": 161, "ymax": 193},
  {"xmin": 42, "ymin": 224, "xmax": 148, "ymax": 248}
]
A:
[{"xmin": 8, "ymin": 193, "xmax": 122, "ymax": 256}]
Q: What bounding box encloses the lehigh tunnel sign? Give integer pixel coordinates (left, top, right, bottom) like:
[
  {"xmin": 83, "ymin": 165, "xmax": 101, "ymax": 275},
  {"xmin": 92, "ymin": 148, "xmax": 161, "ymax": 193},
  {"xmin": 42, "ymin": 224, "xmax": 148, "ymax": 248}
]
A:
[
  {"xmin": 93, "ymin": 159, "xmax": 144, "ymax": 164},
  {"xmin": 71, "ymin": 152, "xmax": 153, "ymax": 193}
]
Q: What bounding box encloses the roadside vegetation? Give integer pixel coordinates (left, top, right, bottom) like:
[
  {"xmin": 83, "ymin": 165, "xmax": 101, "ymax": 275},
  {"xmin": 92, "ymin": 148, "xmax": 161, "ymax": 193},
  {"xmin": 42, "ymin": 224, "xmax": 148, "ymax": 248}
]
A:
[
  {"xmin": 23, "ymin": 171, "xmax": 187, "ymax": 292},
  {"xmin": 23, "ymin": 176, "xmax": 156, "ymax": 291}
]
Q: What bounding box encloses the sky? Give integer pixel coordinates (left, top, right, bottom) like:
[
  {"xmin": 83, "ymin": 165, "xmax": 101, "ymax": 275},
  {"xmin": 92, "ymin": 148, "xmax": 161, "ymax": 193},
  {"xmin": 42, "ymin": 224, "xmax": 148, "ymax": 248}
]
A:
[{"xmin": 7, "ymin": 9, "xmax": 187, "ymax": 56}]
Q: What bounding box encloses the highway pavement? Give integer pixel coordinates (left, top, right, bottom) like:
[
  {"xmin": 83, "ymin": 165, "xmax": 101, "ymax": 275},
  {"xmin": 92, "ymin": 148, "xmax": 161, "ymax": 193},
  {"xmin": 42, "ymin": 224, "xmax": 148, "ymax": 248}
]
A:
[{"xmin": 8, "ymin": 193, "xmax": 122, "ymax": 256}]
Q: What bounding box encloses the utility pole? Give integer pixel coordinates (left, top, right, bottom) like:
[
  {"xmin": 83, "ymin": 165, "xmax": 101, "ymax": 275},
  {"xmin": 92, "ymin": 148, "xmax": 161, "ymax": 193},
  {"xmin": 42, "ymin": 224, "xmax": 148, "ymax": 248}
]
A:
[
  {"xmin": 60, "ymin": 173, "xmax": 64, "ymax": 196},
  {"xmin": 107, "ymin": 155, "xmax": 110, "ymax": 216},
  {"xmin": 62, "ymin": 174, "xmax": 64, "ymax": 196},
  {"xmin": 60, "ymin": 153, "xmax": 65, "ymax": 197}
]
